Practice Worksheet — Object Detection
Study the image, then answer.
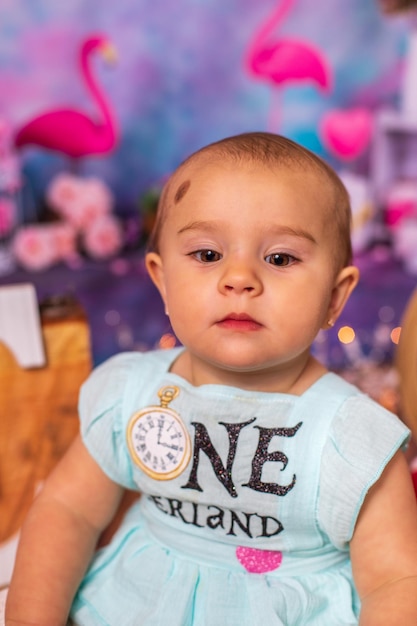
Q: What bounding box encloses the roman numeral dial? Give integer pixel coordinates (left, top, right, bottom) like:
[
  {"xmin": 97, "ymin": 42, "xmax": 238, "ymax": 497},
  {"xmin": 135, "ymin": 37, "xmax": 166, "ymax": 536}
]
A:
[{"xmin": 127, "ymin": 386, "xmax": 191, "ymax": 480}]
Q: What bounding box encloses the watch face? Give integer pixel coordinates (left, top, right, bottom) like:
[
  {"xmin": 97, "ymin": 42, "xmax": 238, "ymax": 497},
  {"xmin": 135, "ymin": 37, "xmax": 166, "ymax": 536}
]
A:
[{"xmin": 127, "ymin": 406, "xmax": 191, "ymax": 480}]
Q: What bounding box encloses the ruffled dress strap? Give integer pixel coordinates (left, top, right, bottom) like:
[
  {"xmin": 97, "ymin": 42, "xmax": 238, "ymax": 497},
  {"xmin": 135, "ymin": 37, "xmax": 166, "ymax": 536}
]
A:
[
  {"xmin": 79, "ymin": 348, "xmax": 183, "ymax": 489},
  {"xmin": 318, "ymin": 379, "xmax": 410, "ymax": 549}
]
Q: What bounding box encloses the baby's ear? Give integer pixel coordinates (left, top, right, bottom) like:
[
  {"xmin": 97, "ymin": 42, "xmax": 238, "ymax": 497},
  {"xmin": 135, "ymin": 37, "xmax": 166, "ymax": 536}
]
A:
[
  {"xmin": 145, "ymin": 252, "xmax": 167, "ymax": 304},
  {"xmin": 323, "ymin": 265, "xmax": 360, "ymax": 330}
]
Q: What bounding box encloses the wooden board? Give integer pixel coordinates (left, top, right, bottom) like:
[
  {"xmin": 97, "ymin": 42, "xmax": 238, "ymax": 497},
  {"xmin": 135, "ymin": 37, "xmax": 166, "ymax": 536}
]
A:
[{"xmin": 0, "ymin": 296, "xmax": 92, "ymax": 542}]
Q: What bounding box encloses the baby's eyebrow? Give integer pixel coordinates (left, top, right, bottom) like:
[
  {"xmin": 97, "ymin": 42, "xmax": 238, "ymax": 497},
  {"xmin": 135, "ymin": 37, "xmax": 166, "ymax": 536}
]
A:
[
  {"xmin": 177, "ymin": 222, "xmax": 317, "ymax": 245},
  {"xmin": 269, "ymin": 225, "xmax": 317, "ymax": 245},
  {"xmin": 174, "ymin": 180, "xmax": 191, "ymax": 204},
  {"xmin": 177, "ymin": 220, "xmax": 220, "ymax": 235}
]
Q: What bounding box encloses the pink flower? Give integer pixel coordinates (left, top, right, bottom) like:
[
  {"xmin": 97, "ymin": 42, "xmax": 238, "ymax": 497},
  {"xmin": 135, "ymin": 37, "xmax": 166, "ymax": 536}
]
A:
[
  {"xmin": 47, "ymin": 173, "xmax": 114, "ymax": 231},
  {"xmin": 47, "ymin": 173, "xmax": 82, "ymax": 213},
  {"xmin": 12, "ymin": 223, "xmax": 78, "ymax": 270},
  {"xmin": 82, "ymin": 214, "xmax": 123, "ymax": 259},
  {"xmin": 13, "ymin": 225, "xmax": 59, "ymax": 271},
  {"xmin": 0, "ymin": 197, "xmax": 16, "ymax": 236},
  {"xmin": 50, "ymin": 222, "xmax": 78, "ymax": 261}
]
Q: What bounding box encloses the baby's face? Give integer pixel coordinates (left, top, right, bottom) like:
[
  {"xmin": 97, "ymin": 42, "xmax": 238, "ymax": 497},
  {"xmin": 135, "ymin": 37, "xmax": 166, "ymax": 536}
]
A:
[{"xmin": 146, "ymin": 159, "xmax": 350, "ymax": 385}]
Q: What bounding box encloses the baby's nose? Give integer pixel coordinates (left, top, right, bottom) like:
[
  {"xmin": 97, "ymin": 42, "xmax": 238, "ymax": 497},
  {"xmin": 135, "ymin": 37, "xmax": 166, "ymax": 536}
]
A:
[{"xmin": 218, "ymin": 260, "xmax": 262, "ymax": 295}]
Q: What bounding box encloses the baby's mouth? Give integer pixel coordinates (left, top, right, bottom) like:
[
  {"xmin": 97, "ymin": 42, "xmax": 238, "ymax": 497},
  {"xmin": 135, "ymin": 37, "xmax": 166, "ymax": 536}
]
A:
[{"xmin": 217, "ymin": 313, "xmax": 262, "ymax": 331}]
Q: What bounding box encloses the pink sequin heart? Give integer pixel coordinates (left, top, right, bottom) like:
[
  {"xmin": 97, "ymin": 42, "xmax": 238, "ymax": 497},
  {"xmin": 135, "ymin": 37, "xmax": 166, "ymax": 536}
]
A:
[{"xmin": 236, "ymin": 546, "xmax": 283, "ymax": 573}]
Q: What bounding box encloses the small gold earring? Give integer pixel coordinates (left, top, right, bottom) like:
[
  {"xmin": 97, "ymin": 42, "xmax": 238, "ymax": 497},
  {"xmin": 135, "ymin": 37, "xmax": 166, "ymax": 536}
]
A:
[{"xmin": 327, "ymin": 319, "xmax": 334, "ymax": 328}]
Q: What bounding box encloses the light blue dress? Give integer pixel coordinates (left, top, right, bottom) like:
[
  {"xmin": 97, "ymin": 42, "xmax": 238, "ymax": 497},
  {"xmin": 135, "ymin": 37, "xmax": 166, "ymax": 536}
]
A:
[{"xmin": 70, "ymin": 348, "xmax": 409, "ymax": 625}]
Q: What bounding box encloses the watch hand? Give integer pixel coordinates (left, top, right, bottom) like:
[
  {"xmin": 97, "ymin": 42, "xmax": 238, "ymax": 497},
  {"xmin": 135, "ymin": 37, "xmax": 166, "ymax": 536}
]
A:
[
  {"xmin": 157, "ymin": 424, "xmax": 163, "ymax": 445},
  {"xmin": 158, "ymin": 441, "xmax": 179, "ymax": 450}
]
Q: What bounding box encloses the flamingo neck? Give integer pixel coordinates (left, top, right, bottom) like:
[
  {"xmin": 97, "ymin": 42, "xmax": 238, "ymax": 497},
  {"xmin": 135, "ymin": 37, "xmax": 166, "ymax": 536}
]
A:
[
  {"xmin": 247, "ymin": 0, "xmax": 294, "ymax": 58},
  {"xmin": 80, "ymin": 46, "xmax": 114, "ymax": 129}
]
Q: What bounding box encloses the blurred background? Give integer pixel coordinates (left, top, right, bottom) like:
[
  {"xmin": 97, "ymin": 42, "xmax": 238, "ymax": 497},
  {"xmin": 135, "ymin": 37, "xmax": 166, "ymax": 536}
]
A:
[{"xmin": 1, "ymin": 0, "xmax": 417, "ymax": 409}]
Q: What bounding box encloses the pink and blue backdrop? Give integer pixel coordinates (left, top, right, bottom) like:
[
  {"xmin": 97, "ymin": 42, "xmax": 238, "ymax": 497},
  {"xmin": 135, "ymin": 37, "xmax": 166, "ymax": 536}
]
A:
[{"xmin": 0, "ymin": 0, "xmax": 415, "ymax": 403}]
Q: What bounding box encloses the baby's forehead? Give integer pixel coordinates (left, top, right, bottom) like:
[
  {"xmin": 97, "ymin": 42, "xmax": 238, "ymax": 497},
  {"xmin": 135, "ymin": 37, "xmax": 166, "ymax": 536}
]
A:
[
  {"xmin": 167, "ymin": 159, "xmax": 212, "ymax": 206},
  {"xmin": 168, "ymin": 155, "xmax": 332, "ymax": 207}
]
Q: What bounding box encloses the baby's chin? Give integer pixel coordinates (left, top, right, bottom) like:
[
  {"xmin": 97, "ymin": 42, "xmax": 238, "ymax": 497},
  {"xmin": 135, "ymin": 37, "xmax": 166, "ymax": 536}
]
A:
[{"xmin": 195, "ymin": 356, "xmax": 291, "ymax": 389}]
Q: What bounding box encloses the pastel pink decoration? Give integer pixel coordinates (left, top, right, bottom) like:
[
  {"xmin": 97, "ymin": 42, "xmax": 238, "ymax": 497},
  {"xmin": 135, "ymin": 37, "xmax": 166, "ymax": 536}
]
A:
[
  {"xmin": 82, "ymin": 214, "xmax": 123, "ymax": 259},
  {"xmin": 0, "ymin": 197, "xmax": 16, "ymax": 236},
  {"xmin": 319, "ymin": 108, "xmax": 373, "ymax": 160},
  {"xmin": 12, "ymin": 222, "xmax": 78, "ymax": 271},
  {"xmin": 52, "ymin": 223, "xmax": 78, "ymax": 260},
  {"xmin": 47, "ymin": 172, "xmax": 83, "ymax": 211},
  {"xmin": 13, "ymin": 226, "xmax": 59, "ymax": 271},
  {"xmin": 386, "ymin": 201, "xmax": 416, "ymax": 227},
  {"xmin": 47, "ymin": 173, "xmax": 113, "ymax": 230},
  {"xmin": 385, "ymin": 180, "xmax": 417, "ymax": 227},
  {"xmin": 14, "ymin": 35, "xmax": 118, "ymax": 159},
  {"xmin": 0, "ymin": 152, "xmax": 21, "ymax": 192},
  {"xmin": 0, "ymin": 119, "xmax": 21, "ymax": 192},
  {"xmin": 245, "ymin": 0, "xmax": 332, "ymax": 129},
  {"xmin": 236, "ymin": 546, "xmax": 283, "ymax": 573}
]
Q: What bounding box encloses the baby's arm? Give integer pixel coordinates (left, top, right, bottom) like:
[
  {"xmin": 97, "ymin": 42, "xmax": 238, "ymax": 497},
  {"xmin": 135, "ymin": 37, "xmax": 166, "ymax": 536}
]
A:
[
  {"xmin": 350, "ymin": 450, "xmax": 417, "ymax": 625},
  {"xmin": 5, "ymin": 435, "xmax": 124, "ymax": 625}
]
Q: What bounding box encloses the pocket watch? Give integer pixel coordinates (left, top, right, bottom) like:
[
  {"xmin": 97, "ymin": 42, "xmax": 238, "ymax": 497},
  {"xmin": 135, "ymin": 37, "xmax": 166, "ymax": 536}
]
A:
[{"xmin": 127, "ymin": 386, "xmax": 191, "ymax": 480}]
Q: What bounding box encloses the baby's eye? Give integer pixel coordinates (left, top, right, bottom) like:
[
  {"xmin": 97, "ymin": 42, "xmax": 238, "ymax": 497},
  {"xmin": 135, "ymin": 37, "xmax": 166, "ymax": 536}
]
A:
[
  {"xmin": 192, "ymin": 249, "xmax": 222, "ymax": 263},
  {"xmin": 265, "ymin": 253, "xmax": 295, "ymax": 267}
]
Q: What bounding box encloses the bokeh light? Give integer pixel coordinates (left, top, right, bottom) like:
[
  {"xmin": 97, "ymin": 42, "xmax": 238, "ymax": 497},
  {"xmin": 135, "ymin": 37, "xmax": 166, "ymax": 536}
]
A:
[
  {"xmin": 337, "ymin": 326, "xmax": 356, "ymax": 344},
  {"xmin": 105, "ymin": 309, "xmax": 121, "ymax": 326},
  {"xmin": 159, "ymin": 333, "xmax": 177, "ymax": 349},
  {"xmin": 390, "ymin": 326, "xmax": 401, "ymax": 345},
  {"xmin": 378, "ymin": 305, "xmax": 395, "ymax": 323}
]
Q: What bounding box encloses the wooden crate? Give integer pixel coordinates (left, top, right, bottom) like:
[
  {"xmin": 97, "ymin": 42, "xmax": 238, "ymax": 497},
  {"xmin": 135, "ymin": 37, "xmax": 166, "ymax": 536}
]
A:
[{"xmin": 0, "ymin": 295, "xmax": 92, "ymax": 543}]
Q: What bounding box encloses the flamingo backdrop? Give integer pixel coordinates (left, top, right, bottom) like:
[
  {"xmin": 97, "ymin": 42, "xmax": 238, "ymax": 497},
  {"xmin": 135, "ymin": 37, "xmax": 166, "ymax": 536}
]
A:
[
  {"xmin": 0, "ymin": 0, "xmax": 410, "ymax": 218},
  {"xmin": 14, "ymin": 35, "xmax": 119, "ymax": 160}
]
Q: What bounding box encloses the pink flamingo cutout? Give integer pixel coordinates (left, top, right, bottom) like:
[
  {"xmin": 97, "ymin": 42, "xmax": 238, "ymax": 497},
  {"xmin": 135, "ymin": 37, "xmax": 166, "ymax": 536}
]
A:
[
  {"xmin": 14, "ymin": 35, "xmax": 118, "ymax": 160},
  {"xmin": 245, "ymin": 0, "xmax": 332, "ymax": 131}
]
